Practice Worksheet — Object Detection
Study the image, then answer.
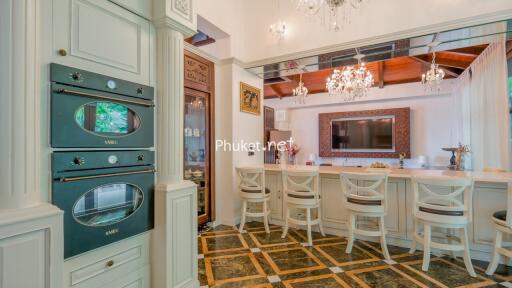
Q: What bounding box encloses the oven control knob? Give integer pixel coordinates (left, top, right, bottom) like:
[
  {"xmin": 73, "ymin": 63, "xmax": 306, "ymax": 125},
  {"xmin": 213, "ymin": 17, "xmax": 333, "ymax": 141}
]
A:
[
  {"xmin": 71, "ymin": 72, "xmax": 82, "ymax": 81},
  {"xmin": 108, "ymin": 155, "xmax": 118, "ymax": 164},
  {"xmin": 137, "ymin": 154, "xmax": 144, "ymax": 161},
  {"xmin": 137, "ymin": 87, "xmax": 144, "ymax": 94},
  {"xmin": 72, "ymin": 157, "xmax": 84, "ymax": 166}
]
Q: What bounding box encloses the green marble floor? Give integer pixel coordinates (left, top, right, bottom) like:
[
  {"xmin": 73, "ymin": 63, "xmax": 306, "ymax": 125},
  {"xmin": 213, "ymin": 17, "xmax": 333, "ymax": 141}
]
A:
[{"xmin": 198, "ymin": 222, "xmax": 512, "ymax": 288}]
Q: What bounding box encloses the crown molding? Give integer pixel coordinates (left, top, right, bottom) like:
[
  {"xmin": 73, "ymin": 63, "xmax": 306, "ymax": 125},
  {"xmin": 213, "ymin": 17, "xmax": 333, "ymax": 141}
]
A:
[
  {"xmin": 242, "ymin": 9, "xmax": 512, "ymax": 69},
  {"xmin": 153, "ymin": 16, "xmax": 196, "ymax": 37},
  {"xmin": 219, "ymin": 57, "xmax": 245, "ymax": 67}
]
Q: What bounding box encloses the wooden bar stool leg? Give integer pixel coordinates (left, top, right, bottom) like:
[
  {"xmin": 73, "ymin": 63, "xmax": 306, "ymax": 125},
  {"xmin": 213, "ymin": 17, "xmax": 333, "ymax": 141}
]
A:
[
  {"xmin": 318, "ymin": 206, "xmax": 325, "ymax": 237},
  {"xmin": 409, "ymin": 219, "xmax": 417, "ymax": 254},
  {"xmin": 422, "ymin": 224, "xmax": 431, "ymax": 271},
  {"xmin": 486, "ymin": 230, "xmax": 503, "ymax": 275},
  {"xmin": 346, "ymin": 213, "xmax": 355, "ymax": 254},
  {"xmin": 447, "ymin": 228, "xmax": 457, "ymax": 259},
  {"xmin": 462, "ymin": 226, "xmax": 476, "ymax": 277},
  {"xmin": 306, "ymin": 208, "xmax": 313, "ymax": 246},
  {"xmin": 239, "ymin": 201, "xmax": 247, "ymax": 233},
  {"xmin": 263, "ymin": 200, "xmax": 270, "ymax": 234},
  {"xmin": 281, "ymin": 207, "xmax": 290, "ymax": 238},
  {"xmin": 379, "ymin": 216, "xmax": 391, "ymax": 260}
]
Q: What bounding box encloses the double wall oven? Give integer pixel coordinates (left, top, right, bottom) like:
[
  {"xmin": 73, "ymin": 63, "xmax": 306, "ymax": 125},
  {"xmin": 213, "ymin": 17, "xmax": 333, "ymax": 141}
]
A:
[{"xmin": 50, "ymin": 64, "xmax": 155, "ymax": 258}]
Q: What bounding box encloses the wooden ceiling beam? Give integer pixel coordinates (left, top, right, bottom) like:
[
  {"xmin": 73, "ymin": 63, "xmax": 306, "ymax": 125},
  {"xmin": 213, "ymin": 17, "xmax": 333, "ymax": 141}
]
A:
[{"xmin": 378, "ymin": 61, "xmax": 385, "ymax": 88}]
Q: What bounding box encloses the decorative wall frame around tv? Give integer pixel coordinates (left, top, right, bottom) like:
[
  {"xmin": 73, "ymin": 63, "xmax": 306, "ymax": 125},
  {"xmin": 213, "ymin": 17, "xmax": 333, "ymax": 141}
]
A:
[
  {"xmin": 319, "ymin": 107, "xmax": 411, "ymax": 159},
  {"xmin": 240, "ymin": 82, "xmax": 261, "ymax": 115}
]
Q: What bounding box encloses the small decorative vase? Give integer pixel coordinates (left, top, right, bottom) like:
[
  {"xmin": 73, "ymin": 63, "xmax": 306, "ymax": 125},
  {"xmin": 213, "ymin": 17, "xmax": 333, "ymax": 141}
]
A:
[{"xmin": 288, "ymin": 154, "xmax": 296, "ymax": 165}]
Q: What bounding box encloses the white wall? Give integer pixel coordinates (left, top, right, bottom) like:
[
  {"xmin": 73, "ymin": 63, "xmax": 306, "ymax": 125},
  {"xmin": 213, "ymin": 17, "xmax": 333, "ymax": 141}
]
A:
[
  {"xmin": 195, "ymin": 0, "xmax": 512, "ymax": 63},
  {"xmin": 214, "ymin": 60, "xmax": 264, "ymax": 226},
  {"xmin": 265, "ymin": 80, "xmax": 458, "ymax": 168}
]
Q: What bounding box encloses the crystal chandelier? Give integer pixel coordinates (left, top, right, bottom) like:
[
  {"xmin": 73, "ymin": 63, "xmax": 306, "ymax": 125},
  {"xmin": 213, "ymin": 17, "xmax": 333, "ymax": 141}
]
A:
[
  {"xmin": 269, "ymin": 21, "xmax": 287, "ymax": 40},
  {"xmin": 270, "ymin": 0, "xmax": 286, "ymax": 39},
  {"xmin": 294, "ymin": 0, "xmax": 364, "ymax": 31},
  {"xmin": 292, "ymin": 74, "xmax": 309, "ymax": 104},
  {"xmin": 421, "ymin": 52, "xmax": 445, "ymax": 92},
  {"xmin": 326, "ymin": 53, "xmax": 374, "ymax": 101}
]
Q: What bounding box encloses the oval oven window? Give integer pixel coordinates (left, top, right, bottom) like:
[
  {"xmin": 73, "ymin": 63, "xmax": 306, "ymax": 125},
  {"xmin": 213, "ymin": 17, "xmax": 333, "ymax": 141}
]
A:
[
  {"xmin": 75, "ymin": 102, "xmax": 141, "ymax": 136},
  {"xmin": 73, "ymin": 183, "xmax": 144, "ymax": 227}
]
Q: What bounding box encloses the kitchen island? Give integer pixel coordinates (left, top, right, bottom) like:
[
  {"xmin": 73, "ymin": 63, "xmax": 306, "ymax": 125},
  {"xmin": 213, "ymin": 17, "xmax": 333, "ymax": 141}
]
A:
[{"xmin": 259, "ymin": 164, "xmax": 511, "ymax": 262}]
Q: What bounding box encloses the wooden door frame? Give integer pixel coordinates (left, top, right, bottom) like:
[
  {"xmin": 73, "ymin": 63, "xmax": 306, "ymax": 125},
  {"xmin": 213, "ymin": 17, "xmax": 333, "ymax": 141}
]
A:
[{"xmin": 184, "ymin": 49, "xmax": 215, "ymax": 224}]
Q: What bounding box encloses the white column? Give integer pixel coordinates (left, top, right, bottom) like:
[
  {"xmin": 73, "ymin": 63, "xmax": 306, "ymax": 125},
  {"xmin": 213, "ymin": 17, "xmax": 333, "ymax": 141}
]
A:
[
  {"xmin": 152, "ymin": 17, "xmax": 199, "ymax": 288},
  {"xmin": 0, "ymin": 0, "xmax": 41, "ymax": 209},
  {"xmin": 156, "ymin": 27, "xmax": 185, "ymax": 184}
]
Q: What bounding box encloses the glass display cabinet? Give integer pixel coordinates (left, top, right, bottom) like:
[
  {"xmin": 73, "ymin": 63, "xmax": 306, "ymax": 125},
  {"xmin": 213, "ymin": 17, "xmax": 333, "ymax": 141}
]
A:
[{"xmin": 184, "ymin": 49, "xmax": 215, "ymax": 226}]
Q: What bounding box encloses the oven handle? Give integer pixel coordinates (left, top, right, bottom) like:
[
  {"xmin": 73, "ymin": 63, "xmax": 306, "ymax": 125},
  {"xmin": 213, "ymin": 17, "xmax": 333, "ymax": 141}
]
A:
[
  {"xmin": 56, "ymin": 89, "xmax": 155, "ymax": 107},
  {"xmin": 59, "ymin": 169, "xmax": 156, "ymax": 182}
]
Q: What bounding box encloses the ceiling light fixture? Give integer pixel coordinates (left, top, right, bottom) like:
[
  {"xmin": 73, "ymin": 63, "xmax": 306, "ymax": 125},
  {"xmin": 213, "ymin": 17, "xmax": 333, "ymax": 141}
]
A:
[
  {"xmin": 270, "ymin": 0, "xmax": 287, "ymax": 40},
  {"xmin": 292, "ymin": 73, "xmax": 309, "ymax": 104},
  {"xmin": 295, "ymin": 0, "xmax": 365, "ymax": 31},
  {"xmin": 326, "ymin": 51, "xmax": 374, "ymax": 101},
  {"xmin": 421, "ymin": 51, "xmax": 445, "ymax": 92}
]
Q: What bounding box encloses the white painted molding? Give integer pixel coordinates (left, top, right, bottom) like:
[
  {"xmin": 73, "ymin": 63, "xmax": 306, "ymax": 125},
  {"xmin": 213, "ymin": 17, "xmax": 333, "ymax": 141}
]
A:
[
  {"xmin": 153, "ymin": 0, "xmax": 197, "ymax": 37},
  {"xmin": 184, "ymin": 42, "xmax": 220, "ymax": 64},
  {"xmin": 0, "ymin": 0, "xmax": 42, "ymax": 209},
  {"xmin": 243, "ymin": 9, "xmax": 512, "ymax": 68},
  {"xmin": 152, "ymin": 181, "xmax": 199, "ymax": 288},
  {"xmin": 0, "ymin": 204, "xmax": 64, "ymax": 288},
  {"xmin": 218, "ymin": 57, "xmax": 245, "ymax": 67}
]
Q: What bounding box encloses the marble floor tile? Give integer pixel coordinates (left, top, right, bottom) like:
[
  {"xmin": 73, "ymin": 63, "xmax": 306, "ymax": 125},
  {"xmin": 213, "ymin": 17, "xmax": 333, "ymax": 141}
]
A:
[{"xmin": 198, "ymin": 222, "xmax": 502, "ymax": 287}]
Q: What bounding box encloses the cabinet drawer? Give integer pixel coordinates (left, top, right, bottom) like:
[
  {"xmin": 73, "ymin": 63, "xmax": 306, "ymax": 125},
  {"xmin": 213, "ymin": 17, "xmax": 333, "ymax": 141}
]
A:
[
  {"xmin": 105, "ymin": 265, "xmax": 150, "ymax": 288},
  {"xmin": 64, "ymin": 233, "xmax": 150, "ymax": 288},
  {"xmin": 71, "ymin": 245, "xmax": 141, "ymax": 285}
]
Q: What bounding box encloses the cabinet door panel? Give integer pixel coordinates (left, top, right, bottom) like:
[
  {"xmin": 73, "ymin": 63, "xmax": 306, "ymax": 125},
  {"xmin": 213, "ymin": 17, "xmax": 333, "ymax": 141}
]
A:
[
  {"xmin": 266, "ymin": 173, "xmax": 283, "ymax": 221},
  {"xmin": 52, "ymin": 0, "xmax": 150, "ymax": 84},
  {"xmin": 321, "ymin": 176, "xmax": 349, "ymax": 229},
  {"xmin": 0, "ymin": 230, "xmax": 48, "ymax": 288},
  {"xmin": 384, "ymin": 181, "xmax": 406, "ymax": 238}
]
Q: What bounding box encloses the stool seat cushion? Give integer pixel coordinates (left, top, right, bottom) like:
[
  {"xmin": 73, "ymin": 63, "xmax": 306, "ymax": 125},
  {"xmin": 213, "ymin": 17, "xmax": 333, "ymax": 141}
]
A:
[
  {"xmin": 347, "ymin": 198, "xmax": 381, "ymax": 206},
  {"xmin": 242, "ymin": 187, "xmax": 270, "ymax": 194},
  {"xmin": 419, "ymin": 207, "xmax": 464, "ymax": 216},
  {"xmin": 288, "ymin": 194, "xmax": 320, "ymax": 199},
  {"xmin": 493, "ymin": 210, "xmax": 507, "ymax": 221}
]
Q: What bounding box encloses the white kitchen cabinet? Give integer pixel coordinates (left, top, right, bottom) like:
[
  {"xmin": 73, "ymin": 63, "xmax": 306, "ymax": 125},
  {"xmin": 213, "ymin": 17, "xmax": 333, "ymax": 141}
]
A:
[
  {"xmin": 320, "ymin": 174, "xmax": 350, "ymax": 229},
  {"xmin": 63, "ymin": 232, "xmax": 150, "ymax": 288},
  {"xmin": 51, "ymin": 0, "xmax": 151, "ymax": 85},
  {"xmin": 266, "ymin": 172, "xmax": 283, "ymax": 221},
  {"xmin": 0, "ymin": 205, "xmax": 63, "ymax": 288}
]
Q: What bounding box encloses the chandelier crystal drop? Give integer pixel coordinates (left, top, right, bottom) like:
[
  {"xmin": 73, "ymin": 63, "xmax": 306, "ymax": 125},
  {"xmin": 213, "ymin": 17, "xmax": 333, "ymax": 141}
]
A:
[
  {"xmin": 421, "ymin": 52, "xmax": 445, "ymax": 92},
  {"xmin": 292, "ymin": 74, "xmax": 309, "ymax": 104},
  {"xmin": 326, "ymin": 60, "xmax": 374, "ymax": 101}
]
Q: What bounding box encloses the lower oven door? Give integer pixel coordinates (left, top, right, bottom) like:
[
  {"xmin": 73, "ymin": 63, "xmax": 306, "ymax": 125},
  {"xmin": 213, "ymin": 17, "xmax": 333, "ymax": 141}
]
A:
[{"xmin": 53, "ymin": 167, "xmax": 154, "ymax": 258}]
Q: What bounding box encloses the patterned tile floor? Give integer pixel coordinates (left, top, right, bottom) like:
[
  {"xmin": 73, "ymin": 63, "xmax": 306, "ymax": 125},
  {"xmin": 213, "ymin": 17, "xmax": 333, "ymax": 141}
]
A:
[{"xmin": 198, "ymin": 222, "xmax": 512, "ymax": 288}]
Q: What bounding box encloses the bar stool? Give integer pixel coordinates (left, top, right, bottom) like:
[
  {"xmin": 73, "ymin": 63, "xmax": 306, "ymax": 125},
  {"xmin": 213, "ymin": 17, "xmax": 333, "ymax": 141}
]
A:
[
  {"xmin": 236, "ymin": 167, "xmax": 271, "ymax": 234},
  {"xmin": 340, "ymin": 172, "xmax": 391, "ymax": 260},
  {"xmin": 486, "ymin": 180, "xmax": 512, "ymax": 275},
  {"xmin": 409, "ymin": 176, "xmax": 476, "ymax": 277},
  {"xmin": 281, "ymin": 169, "xmax": 324, "ymax": 246}
]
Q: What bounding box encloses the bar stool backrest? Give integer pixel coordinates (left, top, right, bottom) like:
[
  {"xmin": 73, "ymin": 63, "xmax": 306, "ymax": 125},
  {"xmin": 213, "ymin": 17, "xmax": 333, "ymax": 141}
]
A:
[
  {"xmin": 340, "ymin": 172, "xmax": 389, "ymax": 212},
  {"xmin": 412, "ymin": 176, "xmax": 473, "ymax": 221},
  {"xmin": 236, "ymin": 167, "xmax": 265, "ymax": 197},
  {"xmin": 282, "ymin": 169, "xmax": 320, "ymax": 201}
]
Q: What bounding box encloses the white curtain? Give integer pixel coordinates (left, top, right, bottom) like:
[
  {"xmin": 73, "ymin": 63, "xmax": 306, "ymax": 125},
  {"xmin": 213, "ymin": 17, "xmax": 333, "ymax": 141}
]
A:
[{"xmin": 453, "ymin": 37, "xmax": 510, "ymax": 171}]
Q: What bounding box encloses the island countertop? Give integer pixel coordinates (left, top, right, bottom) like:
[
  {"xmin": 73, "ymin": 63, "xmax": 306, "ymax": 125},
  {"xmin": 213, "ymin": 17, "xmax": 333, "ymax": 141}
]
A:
[{"xmin": 262, "ymin": 164, "xmax": 512, "ymax": 184}]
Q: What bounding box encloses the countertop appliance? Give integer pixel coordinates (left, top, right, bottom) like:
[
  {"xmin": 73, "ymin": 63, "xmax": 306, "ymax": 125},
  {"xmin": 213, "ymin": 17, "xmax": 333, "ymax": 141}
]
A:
[
  {"xmin": 50, "ymin": 63, "xmax": 154, "ymax": 148},
  {"xmin": 52, "ymin": 150, "xmax": 155, "ymax": 258}
]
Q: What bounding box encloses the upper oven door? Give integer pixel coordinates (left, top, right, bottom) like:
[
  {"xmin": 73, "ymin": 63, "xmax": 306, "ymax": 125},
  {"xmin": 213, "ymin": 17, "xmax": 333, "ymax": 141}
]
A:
[{"xmin": 51, "ymin": 83, "xmax": 154, "ymax": 148}]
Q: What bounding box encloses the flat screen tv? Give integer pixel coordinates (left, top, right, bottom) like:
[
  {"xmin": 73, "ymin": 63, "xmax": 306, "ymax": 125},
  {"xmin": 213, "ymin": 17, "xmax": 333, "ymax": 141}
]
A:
[{"xmin": 331, "ymin": 115, "xmax": 395, "ymax": 152}]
